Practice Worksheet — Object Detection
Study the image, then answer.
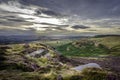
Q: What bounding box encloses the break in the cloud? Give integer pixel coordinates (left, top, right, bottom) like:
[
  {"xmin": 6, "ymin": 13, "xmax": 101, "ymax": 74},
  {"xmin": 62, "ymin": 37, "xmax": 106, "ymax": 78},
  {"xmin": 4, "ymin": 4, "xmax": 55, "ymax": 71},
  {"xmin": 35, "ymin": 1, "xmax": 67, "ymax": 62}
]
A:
[{"xmin": 0, "ymin": 0, "xmax": 120, "ymax": 36}]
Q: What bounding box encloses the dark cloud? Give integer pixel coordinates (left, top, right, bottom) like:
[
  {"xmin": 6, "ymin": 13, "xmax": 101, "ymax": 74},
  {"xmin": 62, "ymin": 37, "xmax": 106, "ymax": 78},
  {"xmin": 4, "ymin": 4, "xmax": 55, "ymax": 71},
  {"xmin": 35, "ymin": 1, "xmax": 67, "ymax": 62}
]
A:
[
  {"xmin": 0, "ymin": 17, "xmax": 33, "ymax": 27},
  {"xmin": 0, "ymin": 12, "xmax": 33, "ymax": 27},
  {"xmin": 1, "ymin": 0, "xmax": 120, "ymax": 18},
  {"xmin": 6, "ymin": 18, "xmax": 26, "ymax": 22},
  {"xmin": 88, "ymin": 29, "xmax": 97, "ymax": 31},
  {"xmin": 16, "ymin": 0, "xmax": 120, "ymax": 19},
  {"xmin": 72, "ymin": 25, "xmax": 90, "ymax": 29},
  {"xmin": 35, "ymin": 9, "xmax": 59, "ymax": 17},
  {"xmin": 35, "ymin": 9, "xmax": 62, "ymax": 17},
  {"xmin": 54, "ymin": 27, "xmax": 66, "ymax": 30},
  {"xmin": 41, "ymin": 10, "xmax": 60, "ymax": 16},
  {"xmin": 0, "ymin": 15, "xmax": 16, "ymax": 19}
]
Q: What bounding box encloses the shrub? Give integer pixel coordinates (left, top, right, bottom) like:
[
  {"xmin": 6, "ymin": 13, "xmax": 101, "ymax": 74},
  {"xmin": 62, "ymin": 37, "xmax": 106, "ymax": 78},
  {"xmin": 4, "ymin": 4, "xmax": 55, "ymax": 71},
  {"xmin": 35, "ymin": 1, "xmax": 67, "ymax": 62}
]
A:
[{"xmin": 81, "ymin": 68, "xmax": 107, "ymax": 80}]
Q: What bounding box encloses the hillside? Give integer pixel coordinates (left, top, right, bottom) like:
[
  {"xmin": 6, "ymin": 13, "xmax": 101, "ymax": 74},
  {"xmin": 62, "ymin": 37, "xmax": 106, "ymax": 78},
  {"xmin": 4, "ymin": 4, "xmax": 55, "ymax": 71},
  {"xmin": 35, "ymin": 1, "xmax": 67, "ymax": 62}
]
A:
[
  {"xmin": 0, "ymin": 42, "xmax": 117, "ymax": 80},
  {"xmin": 53, "ymin": 36, "xmax": 120, "ymax": 79},
  {"xmin": 0, "ymin": 43, "xmax": 74, "ymax": 80},
  {"xmin": 55, "ymin": 36, "xmax": 120, "ymax": 57}
]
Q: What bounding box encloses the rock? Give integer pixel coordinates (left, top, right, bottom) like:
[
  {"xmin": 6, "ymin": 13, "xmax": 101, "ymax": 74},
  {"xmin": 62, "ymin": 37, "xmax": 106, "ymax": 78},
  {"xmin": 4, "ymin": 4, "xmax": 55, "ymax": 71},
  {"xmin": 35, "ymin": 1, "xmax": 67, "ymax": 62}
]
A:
[
  {"xmin": 72, "ymin": 63, "xmax": 102, "ymax": 71},
  {"xmin": 27, "ymin": 49, "xmax": 45, "ymax": 57},
  {"xmin": 44, "ymin": 53, "xmax": 51, "ymax": 59}
]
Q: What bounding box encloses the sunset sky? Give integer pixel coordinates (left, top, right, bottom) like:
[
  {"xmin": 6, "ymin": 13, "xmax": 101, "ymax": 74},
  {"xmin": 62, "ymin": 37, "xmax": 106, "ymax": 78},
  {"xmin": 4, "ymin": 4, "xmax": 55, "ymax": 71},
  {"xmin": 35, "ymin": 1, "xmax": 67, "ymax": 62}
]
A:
[{"xmin": 0, "ymin": 0, "xmax": 120, "ymax": 36}]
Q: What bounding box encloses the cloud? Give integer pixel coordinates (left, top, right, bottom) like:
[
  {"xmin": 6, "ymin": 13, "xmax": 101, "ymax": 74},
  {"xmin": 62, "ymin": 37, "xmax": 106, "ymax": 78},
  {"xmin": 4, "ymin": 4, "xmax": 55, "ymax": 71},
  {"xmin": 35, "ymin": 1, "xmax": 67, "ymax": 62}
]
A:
[
  {"xmin": 0, "ymin": 14, "xmax": 33, "ymax": 27},
  {"xmin": 71, "ymin": 25, "xmax": 90, "ymax": 29},
  {"xmin": 0, "ymin": 0, "xmax": 119, "ymax": 36},
  {"xmin": 35, "ymin": 9, "xmax": 62, "ymax": 17},
  {"xmin": 6, "ymin": 18, "xmax": 26, "ymax": 22},
  {"xmin": 0, "ymin": 0, "xmax": 68, "ymax": 32},
  {"xmin": 17, "ymin": 13, "xmax": 68, "ymax": 27},
  {"xmin": 0, "ymin": 1, "xmax": 36, "ymax": 15},
  {"xmin": 40, "ymin": 22, "xmax": 69, "ymax": 27},
  {"xmin": 21, "ymin": 0, "xmax": 120, "ymax": 19}
]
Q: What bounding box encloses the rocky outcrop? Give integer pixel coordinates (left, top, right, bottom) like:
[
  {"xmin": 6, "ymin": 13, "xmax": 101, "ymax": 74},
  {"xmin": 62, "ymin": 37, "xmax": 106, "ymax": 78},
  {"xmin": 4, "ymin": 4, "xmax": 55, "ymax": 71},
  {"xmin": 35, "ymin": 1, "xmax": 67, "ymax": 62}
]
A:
[{"xmin": 27, "ymin": 49, "xmax": 47, "ymax": 57}]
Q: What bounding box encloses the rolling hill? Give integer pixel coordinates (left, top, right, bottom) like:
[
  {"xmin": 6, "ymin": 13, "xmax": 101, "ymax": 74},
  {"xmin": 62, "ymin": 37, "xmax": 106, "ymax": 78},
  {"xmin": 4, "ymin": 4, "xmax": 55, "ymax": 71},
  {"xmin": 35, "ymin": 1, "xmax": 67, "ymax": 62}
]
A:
[{"xmin": 55, "ymin": 36, "xmax": 120, "ymax": 57}]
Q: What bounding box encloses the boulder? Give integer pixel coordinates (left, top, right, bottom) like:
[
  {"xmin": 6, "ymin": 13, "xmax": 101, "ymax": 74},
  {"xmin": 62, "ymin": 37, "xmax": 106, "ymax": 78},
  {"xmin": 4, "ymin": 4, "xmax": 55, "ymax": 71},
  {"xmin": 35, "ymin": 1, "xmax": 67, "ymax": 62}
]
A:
[
  {"xmin": 72, "ymin": 63, "xmax": 102, "ymax": 71},
  {"xmin": 27, "ymin": 49, "xmax": 47, "ymax": 57}
]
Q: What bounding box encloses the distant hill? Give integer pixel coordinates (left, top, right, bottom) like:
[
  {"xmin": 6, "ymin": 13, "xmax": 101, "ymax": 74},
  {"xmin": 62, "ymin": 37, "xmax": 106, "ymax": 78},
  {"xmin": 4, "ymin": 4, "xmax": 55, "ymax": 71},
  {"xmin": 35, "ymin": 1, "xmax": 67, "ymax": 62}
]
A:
[
  {"xmin": 94, "ymin": 34, "xmax": 120, "ymax": 38},
  {"xmin": 0, "ymin": 35, "xmax": 89, "ymax": 44}
]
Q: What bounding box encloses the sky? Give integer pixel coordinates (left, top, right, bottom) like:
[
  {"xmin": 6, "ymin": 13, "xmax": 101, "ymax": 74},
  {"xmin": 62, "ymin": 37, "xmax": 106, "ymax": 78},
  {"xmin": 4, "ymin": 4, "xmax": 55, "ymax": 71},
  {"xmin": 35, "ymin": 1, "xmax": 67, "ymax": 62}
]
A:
[{"xmin": 0, "ymin": 0, "xmax": 120, "ymax": 36}]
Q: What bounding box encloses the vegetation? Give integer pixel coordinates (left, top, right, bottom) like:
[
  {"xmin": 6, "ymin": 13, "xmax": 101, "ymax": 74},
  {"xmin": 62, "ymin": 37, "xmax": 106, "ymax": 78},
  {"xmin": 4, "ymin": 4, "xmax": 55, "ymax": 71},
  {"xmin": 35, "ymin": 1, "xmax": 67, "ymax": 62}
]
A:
[
  {"xmin": 90, "ymin": 36, "xmax": 120, "ymax": 56},
  {"xmin": 56, "ymin": 42, "xmax": 109, "ymax": 57},
  {"xmin": 53, "ymin": 36, "xmax": 120, "ymax": 57},
  {"xmin": 81, "ymin": 68, "xmax": 107, "ymax": 80},
  {"xmin": 0, "ymin": 36, "xmax": 119, "ymax": 80}
]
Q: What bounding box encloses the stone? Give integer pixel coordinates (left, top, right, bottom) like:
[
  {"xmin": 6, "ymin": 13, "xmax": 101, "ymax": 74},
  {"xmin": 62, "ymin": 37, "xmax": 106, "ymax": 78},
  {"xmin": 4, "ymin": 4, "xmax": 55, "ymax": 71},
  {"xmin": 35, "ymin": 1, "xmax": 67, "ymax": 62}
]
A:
[
  {"xmin": 27, "ymin": 49, "xmax": 45, "ymax": 57},
  {"xmin": 72, "ymin": 63, "xmax": 102, "ymax": 71}
]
